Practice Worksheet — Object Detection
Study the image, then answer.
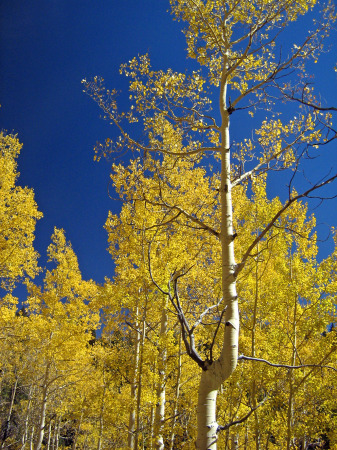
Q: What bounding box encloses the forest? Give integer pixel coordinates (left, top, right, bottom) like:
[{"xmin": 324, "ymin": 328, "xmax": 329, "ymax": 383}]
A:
[{"xmin": 1, "ymin": 0, "xmax": 337, "ymax": 449}]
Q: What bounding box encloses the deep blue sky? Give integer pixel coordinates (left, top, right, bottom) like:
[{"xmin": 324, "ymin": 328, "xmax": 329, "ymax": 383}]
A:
[
  {"xmin": 0, "ymin": 1, "xmax": 187, "ymax": 291},
  {"xmin": 0, "ymin": 1, "xmax": 337, "ymax": 298}
]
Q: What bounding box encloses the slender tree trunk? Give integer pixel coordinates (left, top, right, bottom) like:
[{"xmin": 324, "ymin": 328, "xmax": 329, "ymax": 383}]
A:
[
  {"xmin": 154, "ymin": 298, "xmax": 168, "ymax": 450},
  {"xmin": 149, "ymin": 405, "xmax": 155, "ymax": 450},
  {"xmin": 46, "ymin": 419, "xmax": 52, "ymax": 450},
  {"xmin": 231, "ymin": 433, "xmax": 239, "ymax": 450},
  {"xmin": 265, "ymin": 432, "xmax": 270, "ymax": 450},
  {"xmin": 51, "ymin": 418, "xmax": 57, "ymax": 450},
  {"xmin": 252, "ymin": 248, "xmax": 260, "ymax": 449},
  {"xmin": 21, "ymin": 385, "xmax": 33, "ymax": 450},
  {"xmin": 72, "ymin": 409, "xmax": 84, "ymax": 450},
  {"xmin": 97, "ymin": 384, "xmax": 106, "ymax": 450},
  {"xmin": 286, "ymin": 293, "xmax": 298, "ymax": 450},
  {"xmin": 244, "ymin": 422, "xmax": 249, "ymax": 449},
  {"xmin": 128, "ymin": 305, "xmax": 141, "ymax": 449},
  {"xmin": 135, "ymin": 305, "xmax": 147, "ymax": 450},
  {"xmin": 36, "ymin": 362, "xmax": 50, "ymax": 450},
  {"xmin": 29, "ymin": 426, "xmax": 34, "ymax": 450},
  {"xmin": 196, "ymin": 63, "xmax": 239, "ymax": 450},
  {"xmin": 169, "ymin": 331, "xmax": 182, "ymax": 450},
  {"xmin": 1, "ymin": 376, "xmax": 18, "ymax": 449},
  {"xmin": 51, "ymin": 416, "xmax": 61, "ymax": 450}
]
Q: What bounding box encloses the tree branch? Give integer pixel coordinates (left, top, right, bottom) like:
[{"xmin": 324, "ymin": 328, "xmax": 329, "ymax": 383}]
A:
[
  {"xmin": 235, "ymin": 172, "xmax": 337, "ymax": 276},
  {"xmin": 217, "ymin": 396, "xmax": 267, "ymax": 433},
  {"xmin": 238, "ymin": 355, "xmax": 337, "ymax": 372}
]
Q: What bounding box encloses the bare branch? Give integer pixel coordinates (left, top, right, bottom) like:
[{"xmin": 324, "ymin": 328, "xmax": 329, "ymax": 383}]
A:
[
  {"xmin": 232, "ymin": 132, "xmax": 306, "ymax": 188},
  {"xmin": 147, "ymin": 234, "xmax": 169, "ymax": 296},
  {"xmin": 190, "ymin": 298, "xmax": 224, "ymax": 334},
  {"xmin": 209, "ymin": 306, "xmax": 227, "ymax": 363},
  {"xmin": 170, "ymin": 274, "xmax": 205, "ymax": 369},
  {"xmin": 217, "ymin": 396, "xmax": 267, "ymax": 432},
  {"xmin": 238, "ymin": 355, "xmax": 337, "ymax": 372},
  {"xmin": 144, "ymin": 196, "xmax": 220, "ymax": 239}
]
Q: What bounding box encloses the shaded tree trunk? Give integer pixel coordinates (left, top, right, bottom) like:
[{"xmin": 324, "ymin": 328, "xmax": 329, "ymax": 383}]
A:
[
  {"xmin": 1, "ymin": 376, "xmax": 18, "ymax": 449},
  {"xmin": 97, "ymin": 384, "xmax": 106, "ymax": 450},
  {"xmin": 21, "ymin": 384, "xmax": 33, "ymax": 450},
  {"xmin": 36, "ymin": 362, "xmax": 50, "ymax": 450},
  {"xmin": 72, "ymin": 409, "xmax": 84, "ymax": 450}
]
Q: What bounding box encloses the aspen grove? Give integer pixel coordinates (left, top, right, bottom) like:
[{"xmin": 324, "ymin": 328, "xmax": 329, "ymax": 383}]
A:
[{"xmin": 1, "ymin": 1, "xmax": 337, "ymax": 449}]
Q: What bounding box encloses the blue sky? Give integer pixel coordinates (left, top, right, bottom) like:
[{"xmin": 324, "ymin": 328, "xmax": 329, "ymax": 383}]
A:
[
  {"xmin": 1, "ymin": 1, "xmax": 337, "ymax": 298},
  {"xmin": 0, "ymin": 1, "xmax": 188, "ymax": 290}
]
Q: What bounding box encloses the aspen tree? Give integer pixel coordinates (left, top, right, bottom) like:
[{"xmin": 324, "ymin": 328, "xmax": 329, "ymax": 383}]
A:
[
  {"xmin": 84, "ymin": 1, "xmax": 336, "ymax": 448},
  {"xmin": 25, "ymin": 229, "xmax": 99, "ymax": 450},
  {"xmin": 0, "ymin": 132, "xmax": 42, "ymax": 291}
]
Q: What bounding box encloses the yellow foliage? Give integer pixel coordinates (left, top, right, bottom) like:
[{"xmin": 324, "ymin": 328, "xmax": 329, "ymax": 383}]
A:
[{"xmin": 0, "ymin": 132, "xmax": 42, "ymax": 290}]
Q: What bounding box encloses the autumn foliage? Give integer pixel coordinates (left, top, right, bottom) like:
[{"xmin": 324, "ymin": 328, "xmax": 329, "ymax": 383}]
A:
[{"xmin": 1, "ymin": 0, "xmax": 337, "ymax": 449}]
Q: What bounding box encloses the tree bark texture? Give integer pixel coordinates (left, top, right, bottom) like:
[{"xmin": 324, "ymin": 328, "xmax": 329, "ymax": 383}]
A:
[{"xmin": 196, "ymin": 66, "xmax": 239, "ymax": 450}]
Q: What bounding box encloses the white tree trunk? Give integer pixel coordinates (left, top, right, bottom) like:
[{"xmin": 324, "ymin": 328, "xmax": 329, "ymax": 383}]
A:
[
  {"xmin": 135, "ymin": 307, "xmax": 147, "ymax": 450},
  {"xmin": 29, "ymin": 426, "xmax": 34, "ymax": 450},
  {"xmin": 46, "ymin": 419, "xmax": 52, "ymax": 450},
  {"xmin": 196, "ymin": 65, "xmax": 239, "ymax": 450},
  {"xmin": 169, "ymin": 332, "xmax": 182, "ymax": 450},
  {"xmin": 54, "ymin": 417, "xmax": 61, "ymax": 450},
  {"xmin": 97, "ymin": 384, "xmax": 106, "ymax": 450},
  {"xmin": 287, "ymin": 292, "xmax": 298, "ymax": 450},
  {"xmin": 196, "ymin": 370, "xmax": 219, "ymax": 449},
  {"xmin": 36, "ymin": 363, "xmax": 50, "ymax": 450},
  {"xmin": 128, "ymin": 305, "xmax": 140, "ymax": 449},
  {"xmin": 154, "ymin": 298, "xmax": 168, "ymax": 450},
  {"xmin": 21, "ymin": 384, "xmax": 33, "ymax": 450}
]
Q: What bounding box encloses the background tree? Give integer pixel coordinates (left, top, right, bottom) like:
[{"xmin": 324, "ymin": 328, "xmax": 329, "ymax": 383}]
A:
[{"xmin": 0, "ymin": 132, "xmax": 42, "ymax": 292}]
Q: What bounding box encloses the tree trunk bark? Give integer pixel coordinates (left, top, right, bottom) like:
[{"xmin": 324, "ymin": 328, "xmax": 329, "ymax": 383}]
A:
[
  {"xmin": 21, "ymin": 384, "xmax": 33, "ymax": 450},
  {"xmin": 154, "ymin": 298, "xmax": 168, "ymax": 450},
  {"xmin": 50, "ymin": 416, "xmax": 61, "ymax": 450},
  {"xmin": 252, "ymin": 249, "xmax": 260, "ymax": 449},
  {"xmin": 197, "ymin": 370, "xmax": 219, "ymax": 449},
  {"xmin": 128, "ymin": 305, "xmax": 140, "ymax": 449},
  {"xmin": 196, "ymin": 62, "xmax": 239, "ymax": 450},
  {"xmin": 36, "ymin": 362, "xmax": 50, "ymax": 450},
  {"xmin": 1, "ymin": 376, "xmax": 18, "ymax": 449},
  {"xmin": 46, "ymin": 419, "xmax": 52, "ymax": 450},
  {"xmin": 286, "ymin": 292, "xmax": 298, "ymax": 450},
  {"xmin": 29, "ymin": 426, "xmax": 34, "ymax": 450},
  {"xmin": 169, "ymin": 331, "xmax": 182, "ymax": 450},
  {"xmin": 97, "ymin": 384, "xmax": 106, "ymax": 450},
  {"xmin": 135, "ymin": 305, "xmax": 147, "ymax": 450}
]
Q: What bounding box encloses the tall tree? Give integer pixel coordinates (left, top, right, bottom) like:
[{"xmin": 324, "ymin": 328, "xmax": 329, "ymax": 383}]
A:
[
  {"xmin": 83, "ymin": 1, "xmax": 336, "ymax": 448},
  {"xmin": 26, "ymin": 228, "xmax": 100, "ymax": 450}
]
